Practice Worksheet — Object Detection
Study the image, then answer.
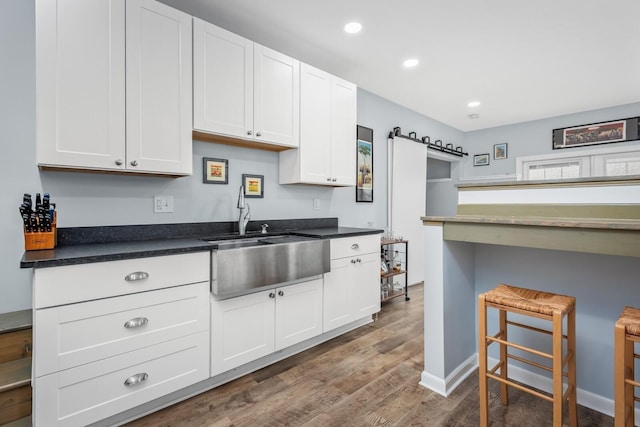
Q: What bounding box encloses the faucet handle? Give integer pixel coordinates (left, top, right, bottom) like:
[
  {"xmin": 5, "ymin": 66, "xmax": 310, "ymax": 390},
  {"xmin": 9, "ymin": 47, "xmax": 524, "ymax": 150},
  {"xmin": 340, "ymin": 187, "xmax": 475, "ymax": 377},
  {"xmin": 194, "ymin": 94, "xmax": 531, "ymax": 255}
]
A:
[{"xmin": 261, "ymin": 223, "xmax": 269, "ymax": 234}]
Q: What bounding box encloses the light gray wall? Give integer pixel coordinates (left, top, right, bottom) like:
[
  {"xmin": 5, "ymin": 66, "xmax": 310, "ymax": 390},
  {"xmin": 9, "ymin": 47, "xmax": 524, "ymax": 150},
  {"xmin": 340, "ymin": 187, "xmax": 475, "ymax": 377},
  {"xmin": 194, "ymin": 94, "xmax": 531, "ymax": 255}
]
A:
[{"xmin": 460, "ymin": 103, "xmax": 640, "ymax": 179}]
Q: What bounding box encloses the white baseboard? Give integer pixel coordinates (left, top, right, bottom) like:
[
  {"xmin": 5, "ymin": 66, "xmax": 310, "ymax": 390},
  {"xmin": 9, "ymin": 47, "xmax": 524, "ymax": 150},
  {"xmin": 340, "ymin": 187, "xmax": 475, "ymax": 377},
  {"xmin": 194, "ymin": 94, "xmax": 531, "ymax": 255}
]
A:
[{"xmin": 419, "ymin": 353, "xmax": 477, "ymax": 397}]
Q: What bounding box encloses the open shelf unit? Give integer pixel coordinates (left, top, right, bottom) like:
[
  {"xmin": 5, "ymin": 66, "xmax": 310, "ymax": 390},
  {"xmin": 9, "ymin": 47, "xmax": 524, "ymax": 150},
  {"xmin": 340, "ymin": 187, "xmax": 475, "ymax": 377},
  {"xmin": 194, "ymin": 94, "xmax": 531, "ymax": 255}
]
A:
[{"xmin": 380, "ymin": 238, "xmax": 410, "ymax": 303}]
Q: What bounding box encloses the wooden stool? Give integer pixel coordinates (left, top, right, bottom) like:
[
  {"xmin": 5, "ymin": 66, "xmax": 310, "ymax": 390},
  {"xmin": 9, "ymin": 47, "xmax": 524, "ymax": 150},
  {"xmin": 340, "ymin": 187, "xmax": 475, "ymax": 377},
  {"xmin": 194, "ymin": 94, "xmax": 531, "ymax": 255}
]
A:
[
  {"xmin": 478, "ymin": 283, "xmax": 577, "ymax": 427},
  {"xmin": 615, "ymin": 306, "xmax": 640, "ymax": 426}
]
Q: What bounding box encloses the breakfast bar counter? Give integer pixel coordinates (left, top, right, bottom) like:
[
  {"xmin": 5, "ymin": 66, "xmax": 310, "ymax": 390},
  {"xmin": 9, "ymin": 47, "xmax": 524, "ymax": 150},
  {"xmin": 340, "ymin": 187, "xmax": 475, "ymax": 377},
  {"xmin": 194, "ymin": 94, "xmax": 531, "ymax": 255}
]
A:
[{"xmin": 418, "ymin": 176, "xmax": 640, "ymax": 417}]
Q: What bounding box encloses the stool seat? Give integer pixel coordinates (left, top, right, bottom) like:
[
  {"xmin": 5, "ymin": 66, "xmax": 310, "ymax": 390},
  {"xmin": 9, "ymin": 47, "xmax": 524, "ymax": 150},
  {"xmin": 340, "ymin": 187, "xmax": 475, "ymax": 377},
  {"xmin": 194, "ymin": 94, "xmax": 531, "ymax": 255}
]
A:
[
  {"xmin": 616, "ymin": 306, "xmax": 640, "ymax": 336},
  {"xmin": 484, "ymin": 284, "xmax": 575, "ymax": 316}
]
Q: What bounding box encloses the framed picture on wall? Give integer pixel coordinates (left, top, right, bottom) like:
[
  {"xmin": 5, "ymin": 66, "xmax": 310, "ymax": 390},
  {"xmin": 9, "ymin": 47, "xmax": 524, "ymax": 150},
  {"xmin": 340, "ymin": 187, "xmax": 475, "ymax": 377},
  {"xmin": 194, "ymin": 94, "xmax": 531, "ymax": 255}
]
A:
[
  {"xmin": 473, "ymin": 153, "xmax": 490, "ymax": 166},
  {"xmin": 356, "ymin": 125, "xmax": 374, "ymax": 202},
  {"xmin": 493, "ymin": 143, "xmax": 508, "ymax": 160},
  {"xmin": 242, "ymin": 174, "xmax": 264, "ymax": 198},
  {"xmin": 203, "ymin": 158, "xmax": 228, "ymax": 184}
]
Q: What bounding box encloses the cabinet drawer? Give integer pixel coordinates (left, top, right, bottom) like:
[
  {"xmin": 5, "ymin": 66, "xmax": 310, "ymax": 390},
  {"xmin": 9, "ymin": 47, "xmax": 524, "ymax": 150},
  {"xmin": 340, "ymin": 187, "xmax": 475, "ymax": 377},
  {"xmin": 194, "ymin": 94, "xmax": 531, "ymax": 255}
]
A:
[
  {"xmin": 35, "ymin": 282, "xmax": 209, "ymax": 378},
  {"xmin": 330, "ymin": 234, "xmax": 380, "ymax": 259},
  {"xmin": 34, "ymin": 331, "xmax": 209, "ymax": 427},
  {"xmin": 34, "ymin": 252, "xmax": 210, "ymax": 308}
]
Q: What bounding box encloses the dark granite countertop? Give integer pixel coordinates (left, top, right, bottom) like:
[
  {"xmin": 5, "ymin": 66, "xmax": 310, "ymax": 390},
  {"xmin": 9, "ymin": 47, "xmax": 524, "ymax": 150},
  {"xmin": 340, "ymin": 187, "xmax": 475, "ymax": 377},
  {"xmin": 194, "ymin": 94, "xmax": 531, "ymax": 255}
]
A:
[{"xmin": 20, "ymin": 219, "xmax": 383, "ymax": 269}]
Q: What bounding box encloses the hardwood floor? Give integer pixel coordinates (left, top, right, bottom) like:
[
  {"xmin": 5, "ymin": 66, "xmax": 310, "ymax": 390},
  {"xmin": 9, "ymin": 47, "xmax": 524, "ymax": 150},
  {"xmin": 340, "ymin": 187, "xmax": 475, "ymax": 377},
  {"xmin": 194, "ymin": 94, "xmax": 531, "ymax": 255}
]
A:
[{"xmin": 126, "ymin": 284, "xmax": 613, "ymax": 426}]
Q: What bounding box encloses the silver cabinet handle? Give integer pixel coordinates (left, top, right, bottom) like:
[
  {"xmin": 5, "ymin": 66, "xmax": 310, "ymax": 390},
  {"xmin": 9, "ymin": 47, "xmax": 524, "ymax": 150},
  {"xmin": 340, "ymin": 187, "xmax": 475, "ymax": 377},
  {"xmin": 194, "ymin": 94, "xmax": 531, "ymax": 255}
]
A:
[
  {"xmin": 351, "ymin": 243, "xmax": 359, "ymax": 249},
  {"xmin": 278, "ymin": 290, "xmax": 284, "ymax": 296},
  {"xmin": 351, "ymin": 259, "xmax": 356, "ymax": 264},
  {"xmin": 115, "ymin": 159, "xmax": 123, "ymax": 166},
  {"xmin": 125, "ymin": 271, "xmax": 149, "ymax": 282},
  {"xmin": 356, "ymin": 258, "xmax": 362, "ymax": 263},
  {"xmin": 326, "ymin": 177, "xmax": 331, "ymax": 181},
  {"xmin": 247, "ymin": 130, "xmax": 253, "ymax": 135},
  {"xmin": 269, "ymin": 292, "xmax": 275, "ymax": 299},
  {"xmin": 256, "ymin": 132, "xmax": 262, "ymax": 137},
  {"xmin": 124, "ymin": 372, "xmax": 148, "ymax": 386},
  {"xmin": 332, "ymin": 178, "xmax": 337, "ymax": 182},
  {"xmin": 124, "ymin": 317, "xmax": 148, "ymax": 329},
  {"xmin": 130, "ymin": 160, "xmax": 138, "ymax": 167}
]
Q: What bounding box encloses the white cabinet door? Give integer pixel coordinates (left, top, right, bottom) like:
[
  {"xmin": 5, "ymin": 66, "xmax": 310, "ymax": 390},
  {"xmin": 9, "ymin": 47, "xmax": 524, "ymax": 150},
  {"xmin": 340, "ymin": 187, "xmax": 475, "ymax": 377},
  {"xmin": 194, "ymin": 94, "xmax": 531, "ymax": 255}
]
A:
[
  {"xmin": 279, "ymin": 63, "xmax": 356, "ymax": 186},
  {"xmin": 210, "ymin": 290, "xmax": 275, "ymax": 376},
  {"xmin": 36, "ymin": 0, "xmax": 126, "ymax": 170},
  {"xmin": 298, "ymin": 63, "xmax": 332, "ymax": 184},
  {"xmin": 330, "ymin": 77, "xmax": 357, "ymax": 186},
  {"xmin": 351, "ymin": 252, "xmax": 381, "ymax": 318},
  {"xmin": 193, "ymin": 18, "xmax": 253, "ymax": 139},
  {"xmin": 323, "ymin": 257, "xmax": 353, "ymax": 332},
  {"xmin": 36, "ymin": 0, "xmax": 191, "ymax": 175},
  {"xmin": 126, "ymin": 0, "xmax": 192, "ymax": 175},
  {"xmin": 275, "ymin": 278, "xmax": 323, "ymax": 350},
  {"xmin": 253, "ymin": 44, "xmax": 300, "ymax": 148}
]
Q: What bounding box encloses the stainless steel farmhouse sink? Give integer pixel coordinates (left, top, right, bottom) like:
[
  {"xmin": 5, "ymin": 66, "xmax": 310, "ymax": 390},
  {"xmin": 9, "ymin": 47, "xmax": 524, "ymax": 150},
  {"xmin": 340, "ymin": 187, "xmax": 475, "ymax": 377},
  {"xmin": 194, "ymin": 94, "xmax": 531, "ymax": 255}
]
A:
[{"xmin": 210, "ymin": 236, "xmax": 330, "ymax": 299}]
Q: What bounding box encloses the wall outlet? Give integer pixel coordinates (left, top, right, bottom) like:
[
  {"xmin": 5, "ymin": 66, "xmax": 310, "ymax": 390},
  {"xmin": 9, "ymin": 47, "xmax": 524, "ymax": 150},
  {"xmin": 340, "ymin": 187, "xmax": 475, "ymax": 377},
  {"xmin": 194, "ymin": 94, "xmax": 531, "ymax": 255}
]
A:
[
  {"xmin": 313, "ymin": 198, "xmax": 320, "ymax": 210},
  {"xmin": 367, "ymin": 221, "xmax": 374, "ymax": 228},
  {"xmin": 153, "ymin": 196, "xmax": 174, "ymax": 213}
]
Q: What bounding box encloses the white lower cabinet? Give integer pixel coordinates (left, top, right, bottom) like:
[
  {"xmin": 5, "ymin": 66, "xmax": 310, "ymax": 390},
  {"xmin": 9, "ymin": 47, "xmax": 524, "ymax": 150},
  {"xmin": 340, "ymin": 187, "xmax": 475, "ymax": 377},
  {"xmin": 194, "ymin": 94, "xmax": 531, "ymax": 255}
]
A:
[
  {"xmin": 211, "ymin": 278, "xmax": 322, "ymax": 376},
  {"xmin": 323, "ymin": 235, "xmax": 381, "ymax": 332},
  {"xmin": 34, "ymin": 331, "xmax": 209, "ymax": 427},
  {"xmin": 32, "ymin": 253, "xmax": 210, "ymax": 426}
]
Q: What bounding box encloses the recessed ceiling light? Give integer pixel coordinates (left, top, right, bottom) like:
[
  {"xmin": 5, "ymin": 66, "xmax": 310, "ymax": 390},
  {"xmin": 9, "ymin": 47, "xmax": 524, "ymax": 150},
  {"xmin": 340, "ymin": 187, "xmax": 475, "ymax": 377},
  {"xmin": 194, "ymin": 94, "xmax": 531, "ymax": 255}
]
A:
[
  {"xmin": 403, "ymin": 58, "xmax": 419, "ymax": 68},
  {"xmin": 344, "ymin": 22, "xmax": 362, "ymax": 34},
  {"xmin": 468, "ymin": 101, "xmax": 481, "ymax": 108}
]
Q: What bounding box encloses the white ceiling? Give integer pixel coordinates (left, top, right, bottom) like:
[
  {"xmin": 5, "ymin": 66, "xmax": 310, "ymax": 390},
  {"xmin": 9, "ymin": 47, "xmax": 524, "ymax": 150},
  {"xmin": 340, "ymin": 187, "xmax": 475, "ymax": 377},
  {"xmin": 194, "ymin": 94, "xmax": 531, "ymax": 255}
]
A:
[{"xmin": 161, "ymin": 0, "xmax": 640, "ymax": 132}]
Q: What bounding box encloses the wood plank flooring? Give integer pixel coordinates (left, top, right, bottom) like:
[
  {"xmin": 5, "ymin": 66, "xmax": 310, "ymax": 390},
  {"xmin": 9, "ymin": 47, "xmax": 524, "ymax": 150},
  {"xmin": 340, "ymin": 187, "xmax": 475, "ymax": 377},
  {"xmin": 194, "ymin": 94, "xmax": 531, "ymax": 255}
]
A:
[{"xmin": 126, "ymin": 284, "xmax": 613, "ymax": 426}]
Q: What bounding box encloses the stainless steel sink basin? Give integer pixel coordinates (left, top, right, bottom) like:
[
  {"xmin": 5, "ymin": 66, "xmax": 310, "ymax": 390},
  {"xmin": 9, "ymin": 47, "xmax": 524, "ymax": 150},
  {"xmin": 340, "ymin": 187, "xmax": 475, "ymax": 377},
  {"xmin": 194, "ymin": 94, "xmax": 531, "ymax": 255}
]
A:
[{"xmin": 210, "ymin": 237, "xmax": 329, "ymax": 299}]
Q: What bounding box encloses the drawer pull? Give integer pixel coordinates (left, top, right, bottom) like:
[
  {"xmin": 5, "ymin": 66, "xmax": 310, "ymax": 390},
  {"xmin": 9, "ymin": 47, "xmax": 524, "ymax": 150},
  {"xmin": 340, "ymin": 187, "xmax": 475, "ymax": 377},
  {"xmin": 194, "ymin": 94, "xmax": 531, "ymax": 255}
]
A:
[
  {"xmin": 124, "ymin": 317, "xmax": 149, "ymax": 329},
  {"xmin": 124, "ymin": 373, "xmax": 148, "ymax": 386},
  {"xmin": 125, "ymin": 271, "xmax": 149, "ymax": 282},
  {"xmin": 351, "ymin": 243, "xmax": 359, "ymax": 249}
]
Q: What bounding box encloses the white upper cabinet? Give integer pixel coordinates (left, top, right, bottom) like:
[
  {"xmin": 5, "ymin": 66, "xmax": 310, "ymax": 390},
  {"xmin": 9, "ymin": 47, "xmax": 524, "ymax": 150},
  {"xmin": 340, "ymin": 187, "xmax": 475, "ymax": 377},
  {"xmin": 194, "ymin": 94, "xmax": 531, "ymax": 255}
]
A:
[
  {"xmin": 193, "ymin": 19, "xmax": 300, "ymax": 149},
  {"xmin": 36, "ymin": 0, "xmax": 192, "ymax": 175},
  {"xmin": 279, "ymin": 63, "xmax": 357, "ymax": 186}
]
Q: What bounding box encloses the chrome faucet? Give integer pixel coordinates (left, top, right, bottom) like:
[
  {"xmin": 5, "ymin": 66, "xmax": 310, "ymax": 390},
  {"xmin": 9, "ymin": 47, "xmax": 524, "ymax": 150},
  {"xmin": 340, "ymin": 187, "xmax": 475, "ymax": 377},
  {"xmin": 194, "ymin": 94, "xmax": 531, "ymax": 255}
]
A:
[{"xmin": 237, "ymin": 185, "xmax": 251, "ymax": 235}]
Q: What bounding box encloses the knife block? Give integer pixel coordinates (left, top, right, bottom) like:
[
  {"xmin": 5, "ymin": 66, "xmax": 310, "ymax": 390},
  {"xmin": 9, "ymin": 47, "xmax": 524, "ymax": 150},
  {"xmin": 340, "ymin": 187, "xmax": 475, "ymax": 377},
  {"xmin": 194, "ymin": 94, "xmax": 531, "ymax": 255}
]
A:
[{"xmin": 24, "ymin": 213, "xmax": 57, "ymax": 251}]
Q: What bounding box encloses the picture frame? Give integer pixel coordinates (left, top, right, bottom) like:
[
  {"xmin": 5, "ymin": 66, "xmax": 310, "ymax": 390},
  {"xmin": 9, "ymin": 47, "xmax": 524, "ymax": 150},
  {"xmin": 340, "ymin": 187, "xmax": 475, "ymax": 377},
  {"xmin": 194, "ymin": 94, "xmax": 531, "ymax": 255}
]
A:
[
  {"xmin": 203, "ymin": 157, "xmax": 228, "ymax": 184},
  {"xmin": 552, "ymin": 117, "xmax": 640, "ymax": 149},
  {"xmin": 493, "ymin": 143, "xmax": 508, "ymax": 160},
  {"xmin": 473, "ymin": 153, "xmax": 490, "ymax": 166},
  {"xmin": 242, "ymin": 174, "xmax": 264, "ymax": 198},
  {"xmin": 356, "ymin": 125, "xmax": 374, "ymax": 202}
]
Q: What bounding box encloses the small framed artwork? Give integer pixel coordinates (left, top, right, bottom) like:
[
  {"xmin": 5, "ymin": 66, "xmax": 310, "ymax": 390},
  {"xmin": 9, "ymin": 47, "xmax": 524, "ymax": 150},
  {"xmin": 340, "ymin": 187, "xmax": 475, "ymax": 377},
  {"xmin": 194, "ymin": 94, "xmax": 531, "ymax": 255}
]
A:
[
  {"xmin": 493, "ymin": 143, "xmax": 508, "ymax": 160},
  {"xmin": 242, "ymin": 174, "xmax": 264, "ymax": 198},
  {"xmin": 473, "ymin": 153, "xmax": 490, "ymax": 166},
  {"xmin": 552, "ymin": 117, "xmax": 640, "ymax": 149},
  {"xmin": 203, "ymin": 158, "xmax": 228, "ymax": 184}
]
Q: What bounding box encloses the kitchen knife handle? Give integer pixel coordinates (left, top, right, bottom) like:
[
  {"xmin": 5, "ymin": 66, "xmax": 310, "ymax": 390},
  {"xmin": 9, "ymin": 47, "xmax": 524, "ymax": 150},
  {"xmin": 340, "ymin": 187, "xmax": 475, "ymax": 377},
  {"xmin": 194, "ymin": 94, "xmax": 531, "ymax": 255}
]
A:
[
  {"xmin": 125, "ymin": 271, "xmax": 149, "ymax": 282},
  {"xmin": 124, "ymin": 373, "xmax": 148, "ymax": 386},
  {"xmin": 124, "ymin": 317, "xmax": 149, "ymax": 329}
]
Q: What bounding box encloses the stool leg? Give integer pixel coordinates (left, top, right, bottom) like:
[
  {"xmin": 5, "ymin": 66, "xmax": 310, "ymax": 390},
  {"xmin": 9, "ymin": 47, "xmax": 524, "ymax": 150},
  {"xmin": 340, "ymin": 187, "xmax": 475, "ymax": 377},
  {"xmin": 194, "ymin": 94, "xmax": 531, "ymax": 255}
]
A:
[
  {"xmin": 567, "ymin": 306, "xmax": 577, "ymax": 427},
  {"xmin": 552, "ymin": 310, "xmax": 563, "ymax": 427},
  {"xmin": 615, "ymin": 321, "xmax": 634, "ymax": 427},
  {"xmin": 478, "ymin": 294, "xmax": 489, "ymax": 427},
  {"xmin": 499, "ymin": 309, "xmax": 508, "ymax": 405}
]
